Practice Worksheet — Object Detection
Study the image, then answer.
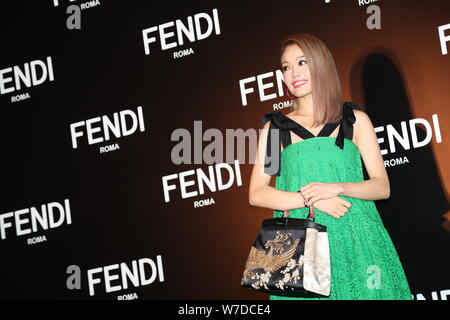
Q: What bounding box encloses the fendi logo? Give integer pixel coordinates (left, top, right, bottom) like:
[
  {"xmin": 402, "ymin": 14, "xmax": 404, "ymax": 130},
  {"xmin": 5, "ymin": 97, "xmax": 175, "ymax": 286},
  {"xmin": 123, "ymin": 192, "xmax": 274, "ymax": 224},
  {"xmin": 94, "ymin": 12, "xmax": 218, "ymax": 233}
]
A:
[
  {"xmin": 375, "ymin": 114, "xmax": 442, "ymax": 154},
  {"xmin": 0, "ymin": 199, "xmax": 72, "ymax": 243},
  {"xmin": 142, "ymin": 8, "xmax": 221, "ymax": 57},
  {"xmin": 69, "ymin": 106, "xmax": 145, "ymax": 153},
  {"xmin": 66, "ymin": 256, "xmax": 165, "ymax": 297},
  {"xmin": 0, "ymin": 56, "xmax": 54, "ymax": 102},
  {"xmin": 162, "ymin": 160, "xmax": 243, "ymax": 203},
  {"xmin": 239, "ymin": 69, "xmax": 292, "ymax": 108}
]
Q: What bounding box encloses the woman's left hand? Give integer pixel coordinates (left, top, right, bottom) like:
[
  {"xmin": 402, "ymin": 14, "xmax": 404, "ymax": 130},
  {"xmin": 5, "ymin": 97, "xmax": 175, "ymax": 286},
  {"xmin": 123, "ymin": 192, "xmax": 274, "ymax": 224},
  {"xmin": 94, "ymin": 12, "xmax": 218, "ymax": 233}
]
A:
[{"xmin": 300, "ymin": 182, "xmax": 343, "ymax": 206}]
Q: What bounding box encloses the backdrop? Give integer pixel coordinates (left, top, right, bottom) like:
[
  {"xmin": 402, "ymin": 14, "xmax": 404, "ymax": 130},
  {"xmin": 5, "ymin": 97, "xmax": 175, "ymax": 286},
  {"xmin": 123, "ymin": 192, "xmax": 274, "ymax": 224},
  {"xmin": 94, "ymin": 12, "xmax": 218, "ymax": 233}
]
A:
[{"xmin": 1, "ymin": 0, "xmax": 449, "ymax": 300}]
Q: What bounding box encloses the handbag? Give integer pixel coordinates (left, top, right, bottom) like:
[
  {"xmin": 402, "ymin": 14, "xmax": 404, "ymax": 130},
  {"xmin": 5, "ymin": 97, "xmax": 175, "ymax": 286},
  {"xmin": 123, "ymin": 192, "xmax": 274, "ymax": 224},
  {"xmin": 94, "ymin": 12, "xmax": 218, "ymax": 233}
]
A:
[{"xmin": 241, "ymin": 197, "xmax": 331, "ymax": 297}]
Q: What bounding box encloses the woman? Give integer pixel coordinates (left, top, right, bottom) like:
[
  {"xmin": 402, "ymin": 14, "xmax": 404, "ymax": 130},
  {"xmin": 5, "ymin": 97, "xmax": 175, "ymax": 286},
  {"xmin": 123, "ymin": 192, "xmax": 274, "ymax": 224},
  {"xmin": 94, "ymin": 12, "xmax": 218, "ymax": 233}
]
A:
[{"xmin": 248, "ymin": 33, "xmax": 412, "ymax": 300}]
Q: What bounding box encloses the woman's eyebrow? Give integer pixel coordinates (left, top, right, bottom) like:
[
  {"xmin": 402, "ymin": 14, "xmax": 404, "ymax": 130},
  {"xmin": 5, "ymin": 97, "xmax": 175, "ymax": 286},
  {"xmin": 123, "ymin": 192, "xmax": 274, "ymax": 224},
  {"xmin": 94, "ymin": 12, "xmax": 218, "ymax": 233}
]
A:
[{"xmin": 281, "ymin": 55, "xmax": 305, "ymax": 64}]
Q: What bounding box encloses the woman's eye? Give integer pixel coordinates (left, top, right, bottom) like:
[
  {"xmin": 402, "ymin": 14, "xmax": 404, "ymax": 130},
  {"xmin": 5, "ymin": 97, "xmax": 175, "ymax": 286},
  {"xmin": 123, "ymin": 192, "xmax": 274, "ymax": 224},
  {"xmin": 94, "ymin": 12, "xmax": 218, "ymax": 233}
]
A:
[{"xmin": 282, "ymin": 60, "xmax": 307, "ymax": 72}]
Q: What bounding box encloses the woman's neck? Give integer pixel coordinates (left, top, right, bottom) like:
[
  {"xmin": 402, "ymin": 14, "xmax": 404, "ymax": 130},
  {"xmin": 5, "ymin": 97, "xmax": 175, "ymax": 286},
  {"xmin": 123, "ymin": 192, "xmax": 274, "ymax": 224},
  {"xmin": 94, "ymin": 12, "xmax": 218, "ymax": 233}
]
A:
[{"xmin": 293, "ymin": 93, "xmax": 314, "ymax": 117}]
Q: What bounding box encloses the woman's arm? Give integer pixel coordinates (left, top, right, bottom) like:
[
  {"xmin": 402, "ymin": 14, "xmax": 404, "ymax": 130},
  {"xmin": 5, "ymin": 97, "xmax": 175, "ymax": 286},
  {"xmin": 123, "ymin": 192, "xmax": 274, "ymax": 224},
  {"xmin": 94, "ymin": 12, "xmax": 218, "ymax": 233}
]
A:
[
  {"xmin": 336, "ymin": 109, "xmax": 390, "ymax": 200},
  {"xmin": 249, "ymin": 120, "xmax": 307, "ymax": 211}
]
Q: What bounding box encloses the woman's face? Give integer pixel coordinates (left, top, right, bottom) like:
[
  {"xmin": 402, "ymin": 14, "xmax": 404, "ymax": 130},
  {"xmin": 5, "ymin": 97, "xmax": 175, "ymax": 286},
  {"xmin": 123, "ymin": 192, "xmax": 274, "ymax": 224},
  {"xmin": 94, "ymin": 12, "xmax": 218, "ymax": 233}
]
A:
[{"xmin": 281, "ymin": 44, "xmax": 312, "ymax": 99}]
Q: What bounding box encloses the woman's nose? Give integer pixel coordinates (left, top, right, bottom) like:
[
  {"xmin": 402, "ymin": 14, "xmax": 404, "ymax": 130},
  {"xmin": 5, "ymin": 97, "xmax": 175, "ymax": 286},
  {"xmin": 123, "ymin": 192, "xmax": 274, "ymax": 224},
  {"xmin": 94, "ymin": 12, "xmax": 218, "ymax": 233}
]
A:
[{"xmin": 291, "ymin": 65, "xmax": 300, "ymax": 77}]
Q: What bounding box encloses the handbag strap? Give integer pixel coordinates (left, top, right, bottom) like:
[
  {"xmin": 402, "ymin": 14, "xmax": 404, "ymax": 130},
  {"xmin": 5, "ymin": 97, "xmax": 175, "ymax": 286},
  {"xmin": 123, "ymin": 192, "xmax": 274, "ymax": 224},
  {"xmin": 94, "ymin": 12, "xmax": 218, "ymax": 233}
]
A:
[{"xmin": 283, "ymin": 190, "xmax": 316, "ymax": 222}]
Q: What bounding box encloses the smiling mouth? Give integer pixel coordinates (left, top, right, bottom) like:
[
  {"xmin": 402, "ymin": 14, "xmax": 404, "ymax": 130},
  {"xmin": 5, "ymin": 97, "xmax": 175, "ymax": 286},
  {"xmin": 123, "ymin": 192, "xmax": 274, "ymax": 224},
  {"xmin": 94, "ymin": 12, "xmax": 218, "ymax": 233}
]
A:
[{"xmin": 292, "ymin": 80, "xmax": 307, "ymax": 88}]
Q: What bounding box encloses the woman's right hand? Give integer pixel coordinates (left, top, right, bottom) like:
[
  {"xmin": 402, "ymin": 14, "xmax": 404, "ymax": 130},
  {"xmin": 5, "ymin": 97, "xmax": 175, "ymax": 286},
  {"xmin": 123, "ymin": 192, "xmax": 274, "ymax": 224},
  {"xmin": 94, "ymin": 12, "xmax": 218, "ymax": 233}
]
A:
[{"xmin": 311, "ymin": 196, "xmax": 352, "ymax": 219}]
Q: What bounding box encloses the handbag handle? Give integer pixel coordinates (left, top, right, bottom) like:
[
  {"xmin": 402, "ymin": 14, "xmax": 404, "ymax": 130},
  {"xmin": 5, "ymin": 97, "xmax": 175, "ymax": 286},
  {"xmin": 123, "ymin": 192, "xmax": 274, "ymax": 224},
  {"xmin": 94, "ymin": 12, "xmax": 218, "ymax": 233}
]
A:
[{"xmin": 283, "ymin": 190, "xmax": 316, "ymax": 222}]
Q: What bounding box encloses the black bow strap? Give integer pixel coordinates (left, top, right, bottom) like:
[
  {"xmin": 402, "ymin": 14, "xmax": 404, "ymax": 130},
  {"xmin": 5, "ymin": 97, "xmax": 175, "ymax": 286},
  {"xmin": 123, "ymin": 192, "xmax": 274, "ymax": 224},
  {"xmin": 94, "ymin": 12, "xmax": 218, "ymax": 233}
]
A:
[
  {"xmin": 260, "ymin": 101, "xmax": 361, "ymax": 176},
  {"xmin": 335, "ymin": 101, "xmax": 360, "ymax": 150}
]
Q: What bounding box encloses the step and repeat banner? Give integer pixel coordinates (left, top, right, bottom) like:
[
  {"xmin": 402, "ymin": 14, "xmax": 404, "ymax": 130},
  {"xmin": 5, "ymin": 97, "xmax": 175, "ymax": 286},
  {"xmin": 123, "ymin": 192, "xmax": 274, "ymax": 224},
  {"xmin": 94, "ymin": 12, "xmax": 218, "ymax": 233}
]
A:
[{"xmin": 1, "ymin": 0, "xmax": 449, "ymax": 300}]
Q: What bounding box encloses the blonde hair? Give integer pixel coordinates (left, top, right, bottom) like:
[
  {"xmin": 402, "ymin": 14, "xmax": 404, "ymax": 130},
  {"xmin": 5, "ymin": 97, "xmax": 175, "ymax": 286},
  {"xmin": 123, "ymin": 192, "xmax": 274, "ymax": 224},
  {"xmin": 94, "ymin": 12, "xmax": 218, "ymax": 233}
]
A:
[{"xmin": 280, "ymin": 33, "xmax": 343, "ymax": 127}]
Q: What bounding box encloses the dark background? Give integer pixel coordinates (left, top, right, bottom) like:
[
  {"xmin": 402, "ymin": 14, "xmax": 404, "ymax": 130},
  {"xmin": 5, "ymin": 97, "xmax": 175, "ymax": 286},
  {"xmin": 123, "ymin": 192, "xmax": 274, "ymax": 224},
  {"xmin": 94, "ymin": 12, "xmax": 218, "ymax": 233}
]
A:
[{"xmin": 0, "ymin": 0, "xmax": 449, "ymax": 299}]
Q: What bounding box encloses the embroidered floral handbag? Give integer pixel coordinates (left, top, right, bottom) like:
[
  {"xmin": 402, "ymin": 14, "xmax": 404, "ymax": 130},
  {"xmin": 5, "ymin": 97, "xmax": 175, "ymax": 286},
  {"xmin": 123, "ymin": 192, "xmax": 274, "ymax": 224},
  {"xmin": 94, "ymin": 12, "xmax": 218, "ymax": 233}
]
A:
[{"xmin": 241, "ymin": 203, "xmax": 331, "ymax": 297}]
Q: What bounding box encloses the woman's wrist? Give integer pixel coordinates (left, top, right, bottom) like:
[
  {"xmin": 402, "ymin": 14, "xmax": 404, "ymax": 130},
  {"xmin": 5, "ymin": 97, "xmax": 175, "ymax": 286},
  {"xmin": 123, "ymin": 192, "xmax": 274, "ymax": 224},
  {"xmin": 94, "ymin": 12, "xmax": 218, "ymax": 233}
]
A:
[
  {"xmin": 283, "ymin": 190, "xmax": 307, "ymax": 216},
  {"xmin": 297, "ymin": 189, "xmax": 307, "ymax": 207},
  {"xmin": 335, "ymin": 183, "xmax": 345, "ymax": 196}
]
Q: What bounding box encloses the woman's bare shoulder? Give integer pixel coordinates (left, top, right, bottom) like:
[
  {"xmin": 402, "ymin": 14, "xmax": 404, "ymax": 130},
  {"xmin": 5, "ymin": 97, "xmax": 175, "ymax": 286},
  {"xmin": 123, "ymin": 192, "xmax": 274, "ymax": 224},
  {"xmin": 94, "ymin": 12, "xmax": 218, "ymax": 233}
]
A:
[{"xmin": 353, "ymin": 109, "xmax": 375, "ymax": 146}]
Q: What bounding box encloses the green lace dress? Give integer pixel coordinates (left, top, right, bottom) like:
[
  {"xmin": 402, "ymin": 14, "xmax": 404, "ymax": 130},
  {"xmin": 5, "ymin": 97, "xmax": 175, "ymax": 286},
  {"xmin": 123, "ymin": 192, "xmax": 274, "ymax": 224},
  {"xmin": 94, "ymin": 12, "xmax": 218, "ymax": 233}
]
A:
[{"xmin": 261, "ymin": 102, "xmax": 413, "ymax": 300}]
